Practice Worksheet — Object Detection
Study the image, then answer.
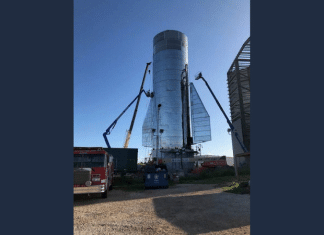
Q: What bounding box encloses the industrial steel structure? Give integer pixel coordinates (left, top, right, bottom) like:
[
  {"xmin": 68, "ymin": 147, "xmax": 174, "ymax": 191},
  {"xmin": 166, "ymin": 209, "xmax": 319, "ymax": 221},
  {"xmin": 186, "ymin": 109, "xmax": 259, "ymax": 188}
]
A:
[
  {"xmin": 227, "ymin": 37, "xmax": 250, "ymax": 167},
  {"xmin": 142, "ymin": 30, "xmax": 211, "ymax": 174}
]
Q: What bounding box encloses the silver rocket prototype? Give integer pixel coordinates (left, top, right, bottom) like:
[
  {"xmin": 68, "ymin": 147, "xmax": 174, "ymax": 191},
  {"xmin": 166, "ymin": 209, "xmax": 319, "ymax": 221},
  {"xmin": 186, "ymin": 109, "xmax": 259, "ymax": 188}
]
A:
[{"xmin": 142, "ymin": 30, "xmax": 211, "ymax": 172}]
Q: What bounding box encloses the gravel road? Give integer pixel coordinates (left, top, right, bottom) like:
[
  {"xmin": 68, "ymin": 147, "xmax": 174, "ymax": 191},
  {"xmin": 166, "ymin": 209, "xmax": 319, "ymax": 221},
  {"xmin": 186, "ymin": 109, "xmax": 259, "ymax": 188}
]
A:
[{"xmin": 74, "ymin": 184, "xmax": 250, "ymax": 235}]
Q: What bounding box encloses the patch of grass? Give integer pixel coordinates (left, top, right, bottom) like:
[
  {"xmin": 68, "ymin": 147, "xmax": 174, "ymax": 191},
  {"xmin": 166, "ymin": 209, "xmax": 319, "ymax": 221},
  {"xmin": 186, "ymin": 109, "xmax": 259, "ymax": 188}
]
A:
[
  {"xmin": 178, "ymin": 167, "xmax": 250, "ymax": 187},
  {"xmin": 238, "ymin": 166, "xmax": 250, "ymax": 176},
  {"xmin": 179, "ymin": 175, "xmax": 249, "ymax": 185},
  {"xmin": 113, "ymin": 176, "xmax": 145, "ymax": 192},
  {"xmin": 179, "ymin": 167, "xmax": 234, "ymax": 183},
  {"xmin": 112, "ymin": 168, "xmax": 250, "ymax": 192},
  {"xmin": 222, "ymin": 182, "xmax": 240, "ymax": 191},
  {"xmin": 222, "ymin": 181, "xmax": 250, "ymax": 194},
  {"xmin": 113, "ymin": 175, "xmax": 176, "ymax": 192},
  {"xmin": 168, "ymin": 180, "xmax": 176, "ymax": 187}
]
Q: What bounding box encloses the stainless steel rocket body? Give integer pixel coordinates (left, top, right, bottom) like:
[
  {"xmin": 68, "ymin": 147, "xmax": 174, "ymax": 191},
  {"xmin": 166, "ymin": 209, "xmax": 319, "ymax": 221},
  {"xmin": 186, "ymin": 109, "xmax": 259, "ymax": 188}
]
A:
[
  {"xmin": 142, "ymin": 30, "xmax": 210, "ymax": 174},
  {"xmin": 152, "ymin": 30, "xmax": 188, "ymax": 149}
]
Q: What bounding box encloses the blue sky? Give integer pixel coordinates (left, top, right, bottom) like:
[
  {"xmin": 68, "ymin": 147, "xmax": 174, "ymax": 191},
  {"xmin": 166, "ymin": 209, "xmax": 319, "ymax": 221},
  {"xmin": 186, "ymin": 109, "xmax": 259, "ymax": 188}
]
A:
[{"xmin": 74, "ymin": 0, "xmax": 250, "ymax": 162}]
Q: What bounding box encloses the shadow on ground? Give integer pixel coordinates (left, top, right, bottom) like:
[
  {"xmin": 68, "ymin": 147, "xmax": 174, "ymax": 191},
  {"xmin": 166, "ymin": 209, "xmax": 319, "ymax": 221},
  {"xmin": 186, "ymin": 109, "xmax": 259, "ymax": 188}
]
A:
[{"xmin": 152, "ymin": 192, "xmax": 250, "ymax": 235}]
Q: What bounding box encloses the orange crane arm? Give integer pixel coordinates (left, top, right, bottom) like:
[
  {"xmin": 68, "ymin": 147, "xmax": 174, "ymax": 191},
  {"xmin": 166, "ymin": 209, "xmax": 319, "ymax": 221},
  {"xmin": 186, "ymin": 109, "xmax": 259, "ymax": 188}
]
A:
[{"xmin": 123, "ymin": 62, "xmax": 152, "ymax": 148}]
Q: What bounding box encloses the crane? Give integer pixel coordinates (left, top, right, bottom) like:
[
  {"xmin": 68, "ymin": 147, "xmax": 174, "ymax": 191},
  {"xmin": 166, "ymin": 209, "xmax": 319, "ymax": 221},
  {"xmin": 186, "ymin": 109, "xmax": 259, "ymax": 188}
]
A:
[
  {"xmin": 103, "ymin": 89, "xmax": 152, "ymax": 149},
  {"xmin": 103, "ymin": 62, "xmax": 153, "ymax": 149},
  {"xmin": 123, "ymin": 62, "xmax": 151, "ymax": 148},
  {"xmin": 195, "ymin": 72, "xmax": 248, "ymax": 153}
]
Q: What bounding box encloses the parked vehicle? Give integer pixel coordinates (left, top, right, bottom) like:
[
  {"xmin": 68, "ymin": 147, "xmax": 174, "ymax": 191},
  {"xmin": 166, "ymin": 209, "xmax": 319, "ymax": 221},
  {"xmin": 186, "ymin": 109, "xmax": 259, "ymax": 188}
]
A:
[{"xmin": 73, "ymin": 147, "xmax": 114, "ymax": 198}]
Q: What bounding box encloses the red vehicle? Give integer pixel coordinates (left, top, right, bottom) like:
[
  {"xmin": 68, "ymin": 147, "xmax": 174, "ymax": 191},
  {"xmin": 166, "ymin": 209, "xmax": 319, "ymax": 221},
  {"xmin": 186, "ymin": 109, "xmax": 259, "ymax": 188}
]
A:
[
  {"xmin": 73, "ymin": 147, "xmax": 114, "ymax": 198},
  {"xmin": 192, "ymin": 159, "xmax": 227, "ymax": 174},
  {"xmin": 201, "ymin": 159, "xmax": 227, "ymax": 168}
]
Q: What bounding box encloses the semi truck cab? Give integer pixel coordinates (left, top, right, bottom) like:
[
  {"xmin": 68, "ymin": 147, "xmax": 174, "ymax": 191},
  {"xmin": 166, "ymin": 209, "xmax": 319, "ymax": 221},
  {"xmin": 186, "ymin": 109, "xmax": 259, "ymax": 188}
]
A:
[{"xmin": 73, "ymin": 147, "xmax": 114, "ymax": 198}]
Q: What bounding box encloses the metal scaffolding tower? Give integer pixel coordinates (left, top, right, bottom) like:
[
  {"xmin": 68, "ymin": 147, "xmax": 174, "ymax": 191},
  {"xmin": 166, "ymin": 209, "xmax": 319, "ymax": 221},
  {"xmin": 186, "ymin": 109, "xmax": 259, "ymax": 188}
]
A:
[{"xmin": 227, "ymin": 37, "xmax": 250, "ymax": 166}]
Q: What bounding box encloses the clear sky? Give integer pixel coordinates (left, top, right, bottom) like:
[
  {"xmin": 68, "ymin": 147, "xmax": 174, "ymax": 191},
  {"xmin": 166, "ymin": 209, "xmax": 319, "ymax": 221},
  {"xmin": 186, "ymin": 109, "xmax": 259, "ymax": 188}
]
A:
[{"xmin": 74, "ymin": 0, "xmax": 250, "ymax": 162}]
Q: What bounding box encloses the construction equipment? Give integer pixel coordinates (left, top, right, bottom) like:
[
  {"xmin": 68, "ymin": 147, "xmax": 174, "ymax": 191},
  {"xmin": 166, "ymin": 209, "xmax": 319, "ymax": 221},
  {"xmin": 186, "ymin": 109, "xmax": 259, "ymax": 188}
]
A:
[
  {"xmin": 73, "ymin": 147, "xmax": 114, "ymax": 198},
  {"xmin": 201, "ymin": 158, "xmax": 227, "ymax": 168},
  {"xmin": 124, "ymin": 62, "xmax": 151, "ymax": 148},
  {"xmin": 103, "ymin": 88, "xmax": 152, "ymax": 149},
  {"xmin": 195, "ymin": 72, "xmax": 248, "ymax": 153},
  {"xmin": 191, "ymin": 158, "xmax": 228, "ymax": 174}
]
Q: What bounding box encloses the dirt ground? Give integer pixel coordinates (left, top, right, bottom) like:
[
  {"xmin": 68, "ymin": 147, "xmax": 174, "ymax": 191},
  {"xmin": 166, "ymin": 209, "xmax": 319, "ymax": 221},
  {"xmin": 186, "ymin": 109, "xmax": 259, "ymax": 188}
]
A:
[{"xmin": 74, "ymin": 184, "xmax": 250, "ymax": 235}]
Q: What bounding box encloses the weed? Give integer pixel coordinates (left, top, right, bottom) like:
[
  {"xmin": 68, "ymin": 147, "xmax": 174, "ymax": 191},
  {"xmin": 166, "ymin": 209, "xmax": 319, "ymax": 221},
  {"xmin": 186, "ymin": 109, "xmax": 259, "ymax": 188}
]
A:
[
  {"xmin": 222, "ymin": 181, "xmax": 250, "ymax": 194},
  {"xmin": 178, "ymin": 167, "xmax": 250, "ymax": 187}
]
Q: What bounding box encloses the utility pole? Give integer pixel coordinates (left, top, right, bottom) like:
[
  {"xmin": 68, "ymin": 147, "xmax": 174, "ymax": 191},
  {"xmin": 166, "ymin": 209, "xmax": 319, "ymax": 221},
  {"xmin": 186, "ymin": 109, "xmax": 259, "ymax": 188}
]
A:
[{"xmin": 156, "ymin": 104, "xmax": 162, "ymax": 165}]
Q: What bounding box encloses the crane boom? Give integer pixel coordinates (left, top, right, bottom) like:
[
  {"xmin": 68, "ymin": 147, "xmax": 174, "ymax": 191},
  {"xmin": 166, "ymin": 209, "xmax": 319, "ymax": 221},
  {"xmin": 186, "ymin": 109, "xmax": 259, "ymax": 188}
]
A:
[
  {"xmin": 103, "ymin": 90, "xmax": 144, "ymax": 148},
  {"xmin": 123, "ymin": 62, "xmax": 152, "ymax": 148},
  {"xmin": 195, "ymin": 72, "xmax": 248, "ymax": 153},
  {"xmin": 103, "ymin": 89, "xmax": 153, "ymax": 149}
]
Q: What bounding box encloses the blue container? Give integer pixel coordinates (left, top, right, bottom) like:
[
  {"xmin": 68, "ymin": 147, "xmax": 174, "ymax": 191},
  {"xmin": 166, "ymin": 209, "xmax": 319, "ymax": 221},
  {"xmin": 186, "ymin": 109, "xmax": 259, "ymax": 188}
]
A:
[{"xmin": 144, "ymin": 171, "xmax": 169, "ymax": 189}]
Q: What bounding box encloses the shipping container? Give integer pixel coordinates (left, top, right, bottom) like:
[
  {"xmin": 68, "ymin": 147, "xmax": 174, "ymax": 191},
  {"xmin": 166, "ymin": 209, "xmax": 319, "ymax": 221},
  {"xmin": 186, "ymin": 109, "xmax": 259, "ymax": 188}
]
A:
[{"xmin": 104, "ymin": 148, "xmax": 138, "ymax": 173}]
